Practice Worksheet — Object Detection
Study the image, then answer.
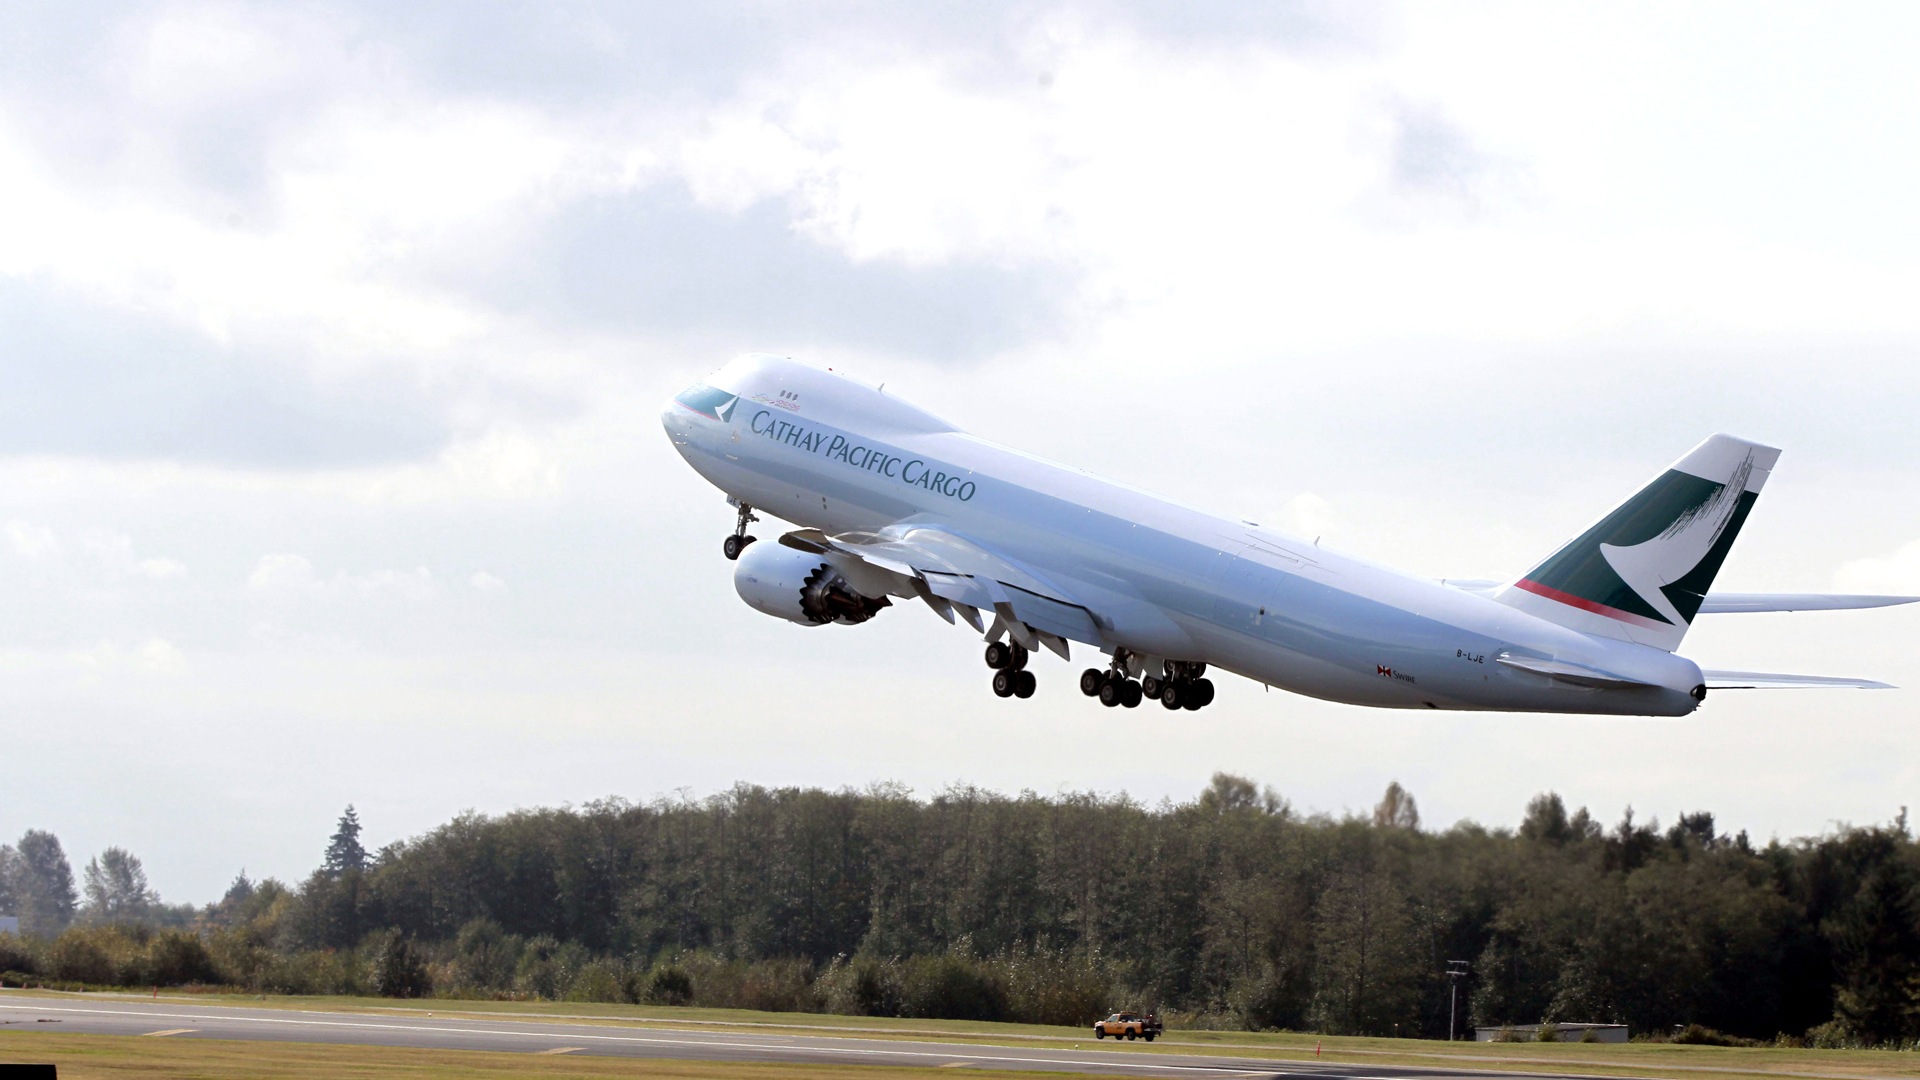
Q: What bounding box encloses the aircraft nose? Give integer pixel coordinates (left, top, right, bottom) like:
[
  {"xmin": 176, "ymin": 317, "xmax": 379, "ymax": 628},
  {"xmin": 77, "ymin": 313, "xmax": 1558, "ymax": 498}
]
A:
[{"xmin": 661, "ymin": 398, "xmax": 693, "ymax": 445}]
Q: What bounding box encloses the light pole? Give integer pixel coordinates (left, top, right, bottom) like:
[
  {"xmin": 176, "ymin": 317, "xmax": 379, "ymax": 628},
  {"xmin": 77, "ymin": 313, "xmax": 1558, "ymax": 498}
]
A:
[{"xmin": 1446, "ymin": 960, "xmax": 1471, "ymax": 1041}]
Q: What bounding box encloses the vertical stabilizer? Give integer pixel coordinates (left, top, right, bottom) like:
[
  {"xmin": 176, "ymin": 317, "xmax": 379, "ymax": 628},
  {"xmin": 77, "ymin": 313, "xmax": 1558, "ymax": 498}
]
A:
[{"xmin": 1495, "ymin": 435, "xmax": 1780, "ymax": 651}]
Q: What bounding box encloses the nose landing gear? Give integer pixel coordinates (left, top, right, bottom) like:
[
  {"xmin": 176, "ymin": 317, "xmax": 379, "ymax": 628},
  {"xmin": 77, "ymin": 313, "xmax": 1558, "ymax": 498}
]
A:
[{"xmin": 722, "ymin": 501, "xmax": 760, "ymax": 561}]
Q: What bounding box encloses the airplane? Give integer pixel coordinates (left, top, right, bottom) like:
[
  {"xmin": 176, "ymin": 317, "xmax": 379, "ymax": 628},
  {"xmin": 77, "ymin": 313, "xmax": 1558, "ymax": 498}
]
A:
[{"xmin": 662, "ymin": 354, "xmax": 1915, "ymax": 716}]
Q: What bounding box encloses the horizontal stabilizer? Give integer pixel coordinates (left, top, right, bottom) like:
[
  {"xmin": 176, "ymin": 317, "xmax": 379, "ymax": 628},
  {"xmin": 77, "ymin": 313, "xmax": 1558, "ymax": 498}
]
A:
[
  {"xmin": 1703, "ymin": 669, "xmax": 1894, "ymax": 690},
  {"xmin": 1696, "ymin": 593, "xmax": 1920, "ymax": 614},
  {"xmin": 1495, "ymin": 653, "xmax": 1656, "ymax": 690}
]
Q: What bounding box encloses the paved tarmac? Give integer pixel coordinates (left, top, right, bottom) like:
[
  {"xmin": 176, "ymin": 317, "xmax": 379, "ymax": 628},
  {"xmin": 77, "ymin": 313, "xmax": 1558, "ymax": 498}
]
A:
[{"xmin": 0, "ymin": 993, "xmax": 1622, "ymax": 1078}]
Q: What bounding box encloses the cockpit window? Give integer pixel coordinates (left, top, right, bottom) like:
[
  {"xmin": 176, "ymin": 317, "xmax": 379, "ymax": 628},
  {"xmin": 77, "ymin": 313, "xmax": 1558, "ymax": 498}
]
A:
[{"xmin": 674, "ymin": 383, "xmax": 740, "ymax": 422}]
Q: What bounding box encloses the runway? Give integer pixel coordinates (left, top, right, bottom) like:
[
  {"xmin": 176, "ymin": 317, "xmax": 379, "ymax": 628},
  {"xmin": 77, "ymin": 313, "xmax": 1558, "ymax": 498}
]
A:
[{"xmin": 1, "ymin": 993, "xmax": 1619, "ymax": 1078}]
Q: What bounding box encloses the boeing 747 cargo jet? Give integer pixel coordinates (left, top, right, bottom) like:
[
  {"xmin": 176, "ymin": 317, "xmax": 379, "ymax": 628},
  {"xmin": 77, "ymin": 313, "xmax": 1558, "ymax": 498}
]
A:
[{"xmin": 663, "ymin": 354, "xmax": 1913, "ymax": 715}]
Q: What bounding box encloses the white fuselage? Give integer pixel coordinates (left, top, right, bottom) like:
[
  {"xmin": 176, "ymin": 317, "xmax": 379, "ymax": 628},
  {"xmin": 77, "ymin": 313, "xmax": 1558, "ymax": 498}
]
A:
[{"xmin": 664, "ymin": 356, "xmax": 1704, "ymax": 716}]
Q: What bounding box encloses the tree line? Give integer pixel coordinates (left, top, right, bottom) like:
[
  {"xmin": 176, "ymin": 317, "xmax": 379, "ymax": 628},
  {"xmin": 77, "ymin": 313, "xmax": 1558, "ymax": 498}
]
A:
[{"xmin": 4, "ymin": 778, "xmax": 1919, "ymax": 1047}]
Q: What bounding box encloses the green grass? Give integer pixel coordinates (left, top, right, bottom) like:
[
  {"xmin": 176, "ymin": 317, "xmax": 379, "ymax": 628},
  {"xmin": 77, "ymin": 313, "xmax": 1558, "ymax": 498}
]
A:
[
  {"xmin": 10, "ymin": 988, "xmax": 1920, "ymax": 1080},
  {"xmin": 0, "ymin": 1031, "xmax": 1044, "ymax": 1079}
]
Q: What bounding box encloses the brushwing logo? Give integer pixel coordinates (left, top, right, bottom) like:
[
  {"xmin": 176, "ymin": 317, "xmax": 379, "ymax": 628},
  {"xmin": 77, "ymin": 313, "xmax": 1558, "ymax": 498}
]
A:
[
  {"xmin": 1515, "ymin": 453, "xmax": 1759, "ymax": 630},
  {"xmin": 1599, "ymin": 453, "xmax": 1754, "ymax": 628},
  {"xmin": 675, "ymin": 384, "xmax": 739, "ymax": 422}
]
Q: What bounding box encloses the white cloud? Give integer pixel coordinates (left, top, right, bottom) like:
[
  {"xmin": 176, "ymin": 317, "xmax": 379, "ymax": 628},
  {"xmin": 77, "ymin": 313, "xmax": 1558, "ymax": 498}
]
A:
[
  {"xmin": 6, "ymin": 519, "xmax": 60, "ymax": 559},
  {"xmin": 247, "ymin": 553, "xmax": 319, "ymax": 597},
  {"xmin": 470, "ymin": 571, "xmax": 505, "ymax": 592},
  {"xmin": 1834, "ymin": 540, "xmax": 1920, "ymax": 595},
  {"xmin": 247, "ymin": 553, "xmax": 436, "ymax": 602}
]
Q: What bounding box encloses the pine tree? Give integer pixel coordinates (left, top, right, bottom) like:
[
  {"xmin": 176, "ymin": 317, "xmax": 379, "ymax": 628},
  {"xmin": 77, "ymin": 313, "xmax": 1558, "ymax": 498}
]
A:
[
  {"xmin": 82, "ymin": 847, "xmax": 157, "ymax": 922},
  {"xmin": 323, "ymin": 806, "xmax": 369, "ymax": 878},
  {"xmin": 14, "ymin": 830, "xmax": 77, "ymax": 935}
]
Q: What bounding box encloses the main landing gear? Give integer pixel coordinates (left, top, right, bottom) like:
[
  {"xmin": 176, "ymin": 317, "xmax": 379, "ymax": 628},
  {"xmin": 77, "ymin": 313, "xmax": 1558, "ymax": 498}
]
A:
[
  {"xmin": 722, "ymin": 501, "xmax": 759, "ymax": 561},
  {"xmin": 1080, "ymin": 650, "xmax": 1143, "ymax": 709},
  {"xmin": 1081, "ymin": 655, "xmax": 1216, "ymax": 711},
  {"xmin": 986, "ymin": 641, "xmax": 1036, "ymax": 699}
]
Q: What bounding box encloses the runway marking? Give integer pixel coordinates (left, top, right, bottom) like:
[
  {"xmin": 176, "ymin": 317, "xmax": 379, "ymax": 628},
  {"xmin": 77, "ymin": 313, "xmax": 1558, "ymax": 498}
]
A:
[
  {"xmin": 940, "ymin": 1062, "xmax": 975, "ymax": 1068},
  {"xmin": 536, "ymin": 1046, "xmax": 585, "ymax": 1055},
  {"xmin": 142, "ymin": 1028, "xmax": 196, "ymax": 1037}
]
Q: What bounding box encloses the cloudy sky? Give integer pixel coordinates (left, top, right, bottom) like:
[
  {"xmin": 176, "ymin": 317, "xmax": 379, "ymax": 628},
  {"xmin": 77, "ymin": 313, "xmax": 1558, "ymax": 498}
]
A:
[{"xmin": 3, "ymin": 1, "xmax": 1918, "ymax": 904}]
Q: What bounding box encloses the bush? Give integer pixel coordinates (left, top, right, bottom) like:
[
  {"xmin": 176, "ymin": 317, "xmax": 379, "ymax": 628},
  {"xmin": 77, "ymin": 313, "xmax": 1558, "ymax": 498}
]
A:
[
  {"xmin": 1673, "ymin": 1024, "xmax": 1760, "ymax": 1048},
  {"xmin": 371, "ymin": 931, "xmax": 433, "ymax": 998},
  {"xmin": 516, "ymin": 936, "xmax": 564, "ymax": 999},
  {"xmin": 451, "ymin": 919, "xmax": 522, "ymax": 993},
  {"xmin": 999, "ymin": 945, "xmax": 1118, "ymax": 1028},
  {"xmin": 818, "ymin": 955, "xmax": 900, "ymax": 1017},
  {"xmin": 149, "ymin": 931, "xmax": 220, "ymax": 986},
  {"xmin": 1536, "ymin": 1022, "xmax": 1560, "ymax": 1043},
  {"xmin": 641, "ymin": 964, "xmax": 695, "ymax": 1006},
  {"xmin": 47, "ymin": 931, "xmax": 115, "ymax": 985},
  {"xmin": 0, "ymin": 933, "xmax": 37, "ymax": 977},
  {"xmin": 897, "ymin": 953, "xmax": 1007, "ymax": 1022},
  {"xmin": 263, "ymin": 949, "xmax": 368, "ymax": 995},
  {"xmin": 564, "ymin": 960, "xmax": 628, "ymax": 1003}
]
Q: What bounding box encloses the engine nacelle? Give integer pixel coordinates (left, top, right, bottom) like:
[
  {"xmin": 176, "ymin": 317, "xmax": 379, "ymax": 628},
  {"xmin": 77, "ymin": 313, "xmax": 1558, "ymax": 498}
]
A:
[{"xmin": 732, "ymin": 540, "xmax": 890, "ymax": 626}]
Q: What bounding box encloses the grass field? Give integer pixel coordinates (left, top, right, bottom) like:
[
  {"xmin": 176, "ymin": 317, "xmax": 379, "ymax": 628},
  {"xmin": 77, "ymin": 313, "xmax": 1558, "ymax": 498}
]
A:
[
  {"xmin": 6, "ymin": 989, "xmax": 1920, "ymax": 1080},
  {"xmin": 0, "ymin": 1032, "xmax": 1040, "ymax": 1079}
]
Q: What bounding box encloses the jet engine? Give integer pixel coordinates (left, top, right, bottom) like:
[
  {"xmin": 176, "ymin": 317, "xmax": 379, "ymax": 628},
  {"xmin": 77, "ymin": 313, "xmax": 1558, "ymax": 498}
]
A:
[{"xmin": 732, "ymin": 540, "xmax": 890, "ymax": 626}]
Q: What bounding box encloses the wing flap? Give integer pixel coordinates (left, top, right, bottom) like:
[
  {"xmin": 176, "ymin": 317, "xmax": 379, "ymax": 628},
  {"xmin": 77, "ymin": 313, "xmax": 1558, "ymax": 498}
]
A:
[
  {"xmin": 784, "ymin": 525, "xmax": 1105, "ymax": 647},
  {"xmin": 1703, "ymin": 669, "xmax": 1895, "ymax": 690}
]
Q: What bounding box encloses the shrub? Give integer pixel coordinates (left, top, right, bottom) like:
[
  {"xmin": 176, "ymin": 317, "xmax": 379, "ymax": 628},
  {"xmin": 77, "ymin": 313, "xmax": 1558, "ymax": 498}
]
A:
[
  {"xmin": 451, "ymin": 919, "xmax": 522, "ymax": 993},
  {"xmin": 149, "ymin": 931, "xmax": 220, "ymax": 986},
  {"xmin": 564, "ymin": 960, "xmax": 628, "ymax": 1003},
  {"xmin": 1673, "ymin": 1024, "xmax": 1760, "ymax": 1048},
  {"xmin": 371, "ymin": 931, "xmax": 433, "ymax": 998},
  {"xmin": 47, "ymin": 931, "xmax": 115, "ymax": 985},
  {"xmin": 641, "ymin": 964, "xmax": 695, "ymax": 1006},
  {"xmin": 818, "ymin": 955, "xmax": 900, "ymax": 1017},
  {"xmin": 0, "ymin": 934, "xmax": 37, "ymax": 977},
  {"xmin": 897, "ymin": 953, "xmax": 1007, "ymax": 1022},
  {"xmin": 516, "ymin": 936, "xmax": 564, "ymax": 999},
  {"xmin": 1536, "ymin": 1022, "xmax": 1560, "ymax": 1043},
  {"xmin": 998, "ymin": 945, "xmax": 1118, "ymax": 1028}
]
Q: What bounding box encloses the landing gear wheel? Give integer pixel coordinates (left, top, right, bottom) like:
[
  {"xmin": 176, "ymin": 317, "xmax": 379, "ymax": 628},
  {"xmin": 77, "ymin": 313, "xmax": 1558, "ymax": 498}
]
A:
[
  {"xmin": 985, "ymin": 642, "xmax": 1012, "ymax": 670},
  {"xmin": 1191, "ymin": 678, "xmax": 1215, "ymax": 708},
  {"xmin": 1080, "ymin": 669, "xmax": 1105, "ymax": 697},
  {"xmin": 1160, "ymin": 682, "xmax": 1183, "ymax": 710},
  {"xmin": 1013, "ymin": 670, "xmax": 1037, "ymax": 699},
  {"xmin": 1121, "ymin": 680, "xmax": 1143, "ymax": 708},
  {"xmin": 1008, "ymin": 643, "xmax": 1029, "ymax": 671},
  {"xmin": 723, "ymin": 534, "xmax": 756, "ymax": 561},
  {"xmin": 1140, "ymin": 675, "xmax": 1161, "ymax": 699},
  {"xmin": 1098, "ymin": 678, "xmax": 1123, "ymax": 708},
  {"xmin": 992, "ymin": 670, "xmax": 1016, "ymax": 698}
]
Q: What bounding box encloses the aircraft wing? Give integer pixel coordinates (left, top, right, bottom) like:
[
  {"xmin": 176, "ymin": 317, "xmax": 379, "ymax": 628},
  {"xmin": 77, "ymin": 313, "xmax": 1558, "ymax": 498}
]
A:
[
  {"xmin": 1694, "ymin": 593, "xmax": 1919, "ymax": 613},
  {"xmin": 1702, "ymin": 670, "xmax": 1895, "ymax": 690},
  {"xmin": 778, "ymin": 525, "xmax": 1102, "ymax": 657}
]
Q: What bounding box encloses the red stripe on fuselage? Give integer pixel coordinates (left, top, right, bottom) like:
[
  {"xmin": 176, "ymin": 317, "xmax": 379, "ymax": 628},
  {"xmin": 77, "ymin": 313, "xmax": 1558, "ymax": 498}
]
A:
[{"xmin": 1513, "ymin": 579, "xmax": 1671, "ymax": 630}]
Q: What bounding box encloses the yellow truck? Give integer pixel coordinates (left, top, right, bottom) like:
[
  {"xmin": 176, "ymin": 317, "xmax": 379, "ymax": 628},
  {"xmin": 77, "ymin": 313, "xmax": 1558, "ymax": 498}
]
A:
[{"xmin": 1091, "ymin": 1011, "xmax": 1162, "ymax": 1041}]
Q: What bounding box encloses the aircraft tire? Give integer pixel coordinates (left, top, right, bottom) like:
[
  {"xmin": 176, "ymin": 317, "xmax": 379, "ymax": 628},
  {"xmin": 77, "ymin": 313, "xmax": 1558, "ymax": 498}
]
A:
[
  {"xmin": 992, "ymin": 670, "xmax": 1015, "ymax": 697},
  {"xmin": 1141, "ymin": 675, "xmax": 1161, "ymax": 698},
  {"xmin": 1009, "ymin": 644, "xmax": 1029, "ymax": 670},
  {"xmin": 1160, "ymin": 683, "xmax": 1183, "ymax": 710},
  {"xmin": 1013, "ymin": 670, "xmax": 1037, "ymax": 699},
  {"xmin": 1080, "ymin": 669, "xmax": 1105, "ymax": 696},
  {"xmin": 1121, "ymin": 680, "xmax": 1142, "ymax": 708},
  {"xmin": 985, "ymin": 642, "xmax": 1011, "ymax": 669},
  {"xmin": 1192, "ymin": 678, "xmax": 1215, "ymax": 708},
  {"xmin": 723, "ymin": 535, "xmax": 744, "ymax": 560},
  {"xmin": 1098, "ymin": 679, "xmax": 1122, "ymax": 707}
]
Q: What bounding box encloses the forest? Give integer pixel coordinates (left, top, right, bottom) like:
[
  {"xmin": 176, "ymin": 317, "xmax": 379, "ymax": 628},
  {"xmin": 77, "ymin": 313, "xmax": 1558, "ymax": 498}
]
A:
[{"xmin": 3, "ymin": 776, "xmax": 1918, "ymax": 1047}]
